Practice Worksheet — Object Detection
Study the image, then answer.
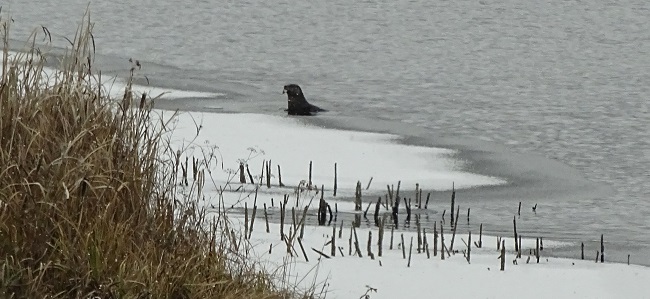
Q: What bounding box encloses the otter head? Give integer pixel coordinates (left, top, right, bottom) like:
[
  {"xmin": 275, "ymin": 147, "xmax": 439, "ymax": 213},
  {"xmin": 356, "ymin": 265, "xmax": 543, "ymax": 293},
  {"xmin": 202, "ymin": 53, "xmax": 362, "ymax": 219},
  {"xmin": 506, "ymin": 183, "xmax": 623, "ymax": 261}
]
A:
[{"xmin": 283, "ymin": 84, "xmax": 304, "ymax": 99}]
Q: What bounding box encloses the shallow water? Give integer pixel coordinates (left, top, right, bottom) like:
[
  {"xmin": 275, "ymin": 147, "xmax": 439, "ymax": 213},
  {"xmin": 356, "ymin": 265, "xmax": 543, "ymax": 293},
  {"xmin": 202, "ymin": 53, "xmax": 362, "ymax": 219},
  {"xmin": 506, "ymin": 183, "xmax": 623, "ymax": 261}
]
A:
[{"xmin": 3, "ymin": 0, "xmax": 649, "ymax": 265}]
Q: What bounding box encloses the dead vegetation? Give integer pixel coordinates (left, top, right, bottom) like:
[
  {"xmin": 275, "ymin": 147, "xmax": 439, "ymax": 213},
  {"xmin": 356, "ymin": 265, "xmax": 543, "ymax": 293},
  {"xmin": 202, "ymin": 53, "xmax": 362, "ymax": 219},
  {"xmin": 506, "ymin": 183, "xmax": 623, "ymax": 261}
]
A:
[{"xmin": 0, "ymin": 12, "xmax": 298, "ymax": 299}]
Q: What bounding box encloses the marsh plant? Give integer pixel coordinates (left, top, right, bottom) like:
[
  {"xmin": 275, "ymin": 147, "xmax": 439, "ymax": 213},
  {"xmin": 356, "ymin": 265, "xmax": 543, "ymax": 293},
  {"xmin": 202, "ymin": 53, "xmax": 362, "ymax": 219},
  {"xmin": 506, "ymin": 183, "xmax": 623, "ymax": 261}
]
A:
[{"xmin": 0, "ymin": 13, "xmax": 298, "ymax": 298}]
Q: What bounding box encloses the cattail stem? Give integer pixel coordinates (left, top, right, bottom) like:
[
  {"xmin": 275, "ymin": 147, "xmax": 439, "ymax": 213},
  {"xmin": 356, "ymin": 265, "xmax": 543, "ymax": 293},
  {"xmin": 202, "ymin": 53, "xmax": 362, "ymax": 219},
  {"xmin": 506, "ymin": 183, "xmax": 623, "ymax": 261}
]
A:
[
  {"xmin": 308, "ymin": 161, "xmax": 312, "ymax": 188},
  {"xmin": 277, "ymin": 165, "xmax": 284, "ymax": 187},
  {"xmin": 401, "ymin": 233, "xmax": 406, "ymax": 259},
  {"xmin": 239, "ymin": 163, "xmax": 246, "ymax": 184},
  {"xmin": 263, "ymin": 203, "xmax": 270, "ymax": 233},
  {"xmin": 407, "ymin": 237, "xmax": 413, "ymax": 267},
  {"xmin": 333, "ymin": 163, "xmax": 337, "ymax": 196},
  {"xmin": 331, "ymin": 226, "xmax": 336, "ymax": 257},
  {"xmin": 513, "ymin": 216, "xmax": 519, "ymax": 252}
]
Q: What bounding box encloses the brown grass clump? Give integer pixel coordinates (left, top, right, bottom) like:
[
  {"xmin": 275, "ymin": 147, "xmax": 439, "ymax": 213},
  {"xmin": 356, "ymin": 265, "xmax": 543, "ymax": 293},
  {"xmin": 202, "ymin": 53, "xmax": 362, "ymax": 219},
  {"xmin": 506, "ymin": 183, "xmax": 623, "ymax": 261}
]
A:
[{"xmin": 0, "ymin": 13, "xmax": 292, "ymax": 299}]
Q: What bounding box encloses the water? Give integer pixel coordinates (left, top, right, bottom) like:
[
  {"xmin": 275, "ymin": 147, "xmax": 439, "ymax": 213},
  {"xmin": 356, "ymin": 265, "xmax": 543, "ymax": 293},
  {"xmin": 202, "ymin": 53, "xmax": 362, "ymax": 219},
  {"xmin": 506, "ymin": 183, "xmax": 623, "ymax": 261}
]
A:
[{"xmin": 2, "ymin": 0, "xmax": 649, "ymax": 265}]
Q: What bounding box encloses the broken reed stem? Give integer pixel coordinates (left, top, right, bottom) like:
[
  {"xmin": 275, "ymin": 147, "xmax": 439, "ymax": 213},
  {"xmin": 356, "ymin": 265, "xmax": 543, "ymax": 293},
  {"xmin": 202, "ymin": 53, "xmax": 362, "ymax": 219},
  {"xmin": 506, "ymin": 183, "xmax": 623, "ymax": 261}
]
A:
[
  {"xmin": 500, "ymin": 240, "xmax": 506, "ymax": 271},
  {"xmin": 266, "ymin": 160, "xmax": 271, "ymax": 188},
  {"xmin": 331, "ymin": 226, "xmax": 336, "ymax": 257},
  {"xmin": 353, "ymin": 226, "xmax": 363, "ymax": 257},
  {"xmin": 277, "ymin": 165, "xmax": 285, "ymax": 187},
  {"xmin": 450, "ymin": 183, "xmax": 455, "ymax": 226},
  {"xmin": 249, "ymin": 201, "xmax": 257, "ymax": 239},
  {"xmin": 518, "ymin": 235, "xmax": 522, "ymax": 258},
  {"xmin": 440, "ymin": 221, "xmax": 445, "ymax": 260},
  {"xmin": 601, "ymin": 234, "xmax": 605, "ymax": 263},
  {"xmin": 246, "ymin": 164, "xmax": 254, "ymax": 184},
  {"xmin": 416, "ymin": 214, "xmax": 422, "ymax": 253},
  {"xmin": 363, "ymin": 201, "xmax": 372, "ymax": 218},
  {"xmin": 425, "ymin": 192, "xmax": 430, "ymax": 209},
  {"xmin": 311, "ymin": 248, "xmax": 330, "ymax": 259},
  {"xmin": 308, "ymin": 161, "xmax": 312, "ymax": 188},
  {"xmin": 366, "ymin": 177, "xmax": 373, "ymax": 190},
  {"xmin": 518, "ymin": 201, "xmax": 521, "ymax": 216},
  {"xmin": 415, "ymin": 183, "xmax": 420, "ymax": 208},
  {"xmin": 260, "ymin": 160, "xmax": 265, "ymax": 185},
  {"xmin": 280, "ymin": 202, "xmax": 286, "ymax": 241},
  {"xmin": 378, "ymin": 218, "xmax": 384, "ymax": 257},
  {"xmin": 536, "ymin": 237, "xmax": 540, "ymax": 263},
  {"xmin": 338, "ymin": 221, "xmax": 343, "ymax": 239},
  {"xmin": 513, "ymin": 216, "xmax": 519, "ymax": 252},
  {"xmin": 449, "ymin": 206, "xmax": 459, "ymax": 253},
  {"xmin": 466, "ymin": 231, "xmax": 471, "ymax": 263},
  {"xmin": 264, "ymin": 203, "xmax": 270, "ymax": 233},
  {"xmin": 244, "ymin": 202, "xmax": 249, "ymax": 239},
  {"xmin": 239, "ymin": 163, "xmax": 246, "ymax": 183},
  {"xmin": 407, "ymin": 237, "xmax": 413, "ymax": 267},
  {"xmin": 390, "ymin": 226, "xmax": 394, "ymax": 250},
  {"xmin": 423, "ymin": 228, "xmax": 429, "ymax": 259},
  {"xmin": 581, "ymin": 242, "xmax": 584, "ymax": 260},
  {"xmin": 298, "ymin": 238, "xmax": 309, "ymax": 262},
  {"xmin": 374, "ymin": 197, "xmax": 381, "ymax": 223},
  {"xmin": 349, "ymin": 225, "xmax": 353, "ymax": 256},
  {"xmin": 300, "ymin": 205, "xmax": 308, "ymax": 239},
  {"xmin": 433, "ymin": 221, "xmax": 438, "ymax": 256},
  {"xmin": 401, "ymin": 233, "xmax": 406, "ymax": 259},
  {"xmin": 355, "ymin": 181, "xmax": 363, "ymax": 211},
  {"xmin": 367, "ymin": 231, "xmax": 374, "ymax": 260},
  {"xmin": 333, "ymin": 163, "xmax": 337, "ymax": 197}
]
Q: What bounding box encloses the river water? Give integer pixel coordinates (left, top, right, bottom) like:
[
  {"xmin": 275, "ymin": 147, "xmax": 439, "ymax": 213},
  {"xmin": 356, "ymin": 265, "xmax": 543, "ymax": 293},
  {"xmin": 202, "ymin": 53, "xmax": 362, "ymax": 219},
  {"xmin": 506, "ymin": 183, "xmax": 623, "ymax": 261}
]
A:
[{"xmin": 2, "ymin": 0, "xmax": 648, "ymax": 265}]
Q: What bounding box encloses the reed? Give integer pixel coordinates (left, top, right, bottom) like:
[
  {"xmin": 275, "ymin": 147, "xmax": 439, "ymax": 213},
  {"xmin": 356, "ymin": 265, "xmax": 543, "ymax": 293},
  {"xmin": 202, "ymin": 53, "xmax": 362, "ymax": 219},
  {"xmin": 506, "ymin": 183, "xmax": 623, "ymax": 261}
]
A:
[{"xmin": 0, "ymin": 14, "xmax": 293, "ymax": 298}]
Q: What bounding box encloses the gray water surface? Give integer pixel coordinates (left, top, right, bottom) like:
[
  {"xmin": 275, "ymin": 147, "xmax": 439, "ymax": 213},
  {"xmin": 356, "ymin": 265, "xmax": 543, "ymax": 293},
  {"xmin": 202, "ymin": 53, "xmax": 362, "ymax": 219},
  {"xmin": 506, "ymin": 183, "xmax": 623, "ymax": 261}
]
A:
[{"xmin": 3, "ymin": 0, "xmax": 648, "ymax": 265}]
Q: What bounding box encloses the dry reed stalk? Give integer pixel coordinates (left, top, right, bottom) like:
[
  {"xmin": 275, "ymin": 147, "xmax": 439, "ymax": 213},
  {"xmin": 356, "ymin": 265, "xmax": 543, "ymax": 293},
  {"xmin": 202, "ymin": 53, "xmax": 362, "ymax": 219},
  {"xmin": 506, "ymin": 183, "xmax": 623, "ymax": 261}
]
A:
[
  {"xmin": 277, "ymin": 165, "xmax": 284, "ymax": 187},
  {"xmin": 500, "ymin": 240, "xmax": 506, "ymax": 271},
  {"xmin": 601, "ymin": 234, "xmax": 605, "ymax": 263},
  {"xmin": 331, "ymin": 226, "xmax": 336, "ymax": 257},
  {"xmin": 536, "ymin": 238, "xmax": 540, "ymax": 263},
  {"xmin": 449, "ymin": 206, "xmax": 460, "ymax": 253},
  {"xmin": 433, "ymin": 221, "xmax": 438, "ymax": 256},
  {"xmin": 450, "ymin": 183, "xmax": 455, "ymax": 226},
  {"xmin": 0, "ymin": 13, "xmax": 293, "ymax": 298},
  {"xmin": 401, "ymin": 233, "xmax": 406, "ymax": 259},
  {"xmin": 425, "ymin": 192, "xmax": 431, "ymax": 209},
  {"xmin": 308, "ymin": 161, "xmax": 312, "ymax": 189},
  {"xmin": 415, "ymin": 183, "xmax": 420, "ymax": 208},
  {"xmin": 246, "ymin": 164, "xmax": 254, "ymax": 184},
  {"xmin": 367, "ymin": 231, "xmax": 374, "ymax": 260},
  {"xmin": 513, "ymin": 216, "xmax": 519, "ymax": 252},
  {"xmin": 440, "ymin": 221, "xmax": 445, "ymax": 260},
  {"xmin": 333, "ymin": 163, "xmax": 337, "ymax": 196},
  {"xmin": 378, "ymin": 219, "xmax": 384, "ymax": 257},
  {"xmin": 407, "ymin": 237, "xmax": 413, "ymax": 267},
  {"xmin": 355, "ymin": 181, "xmax": 362, "ymax": 211},
  {"xmin": 466, "ymin": 231, "xmax": 471, "ymax": 263},
  {"xmin": 353, "ymin": 226, "xmax": 363, "ymax": 257},
  {"xmin": 264, "ymin": 203, "xmax": 270, "ymax": 233}
]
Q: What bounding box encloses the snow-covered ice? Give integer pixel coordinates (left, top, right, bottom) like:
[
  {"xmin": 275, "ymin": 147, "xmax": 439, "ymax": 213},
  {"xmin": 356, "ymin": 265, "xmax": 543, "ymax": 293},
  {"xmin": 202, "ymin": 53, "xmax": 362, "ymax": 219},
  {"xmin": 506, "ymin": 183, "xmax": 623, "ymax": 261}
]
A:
[{"xmin": 163, "ymin": 109, "xmax": 650, "ymax": 299}]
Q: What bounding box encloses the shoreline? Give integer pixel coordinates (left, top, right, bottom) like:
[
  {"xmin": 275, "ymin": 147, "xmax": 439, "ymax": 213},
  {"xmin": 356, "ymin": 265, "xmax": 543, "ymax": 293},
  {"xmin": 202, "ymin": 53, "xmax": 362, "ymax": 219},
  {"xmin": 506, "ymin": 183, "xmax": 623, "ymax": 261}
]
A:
[{"xmin": 161, "ymin": 107, "xmax": 645, "ymax": 268}]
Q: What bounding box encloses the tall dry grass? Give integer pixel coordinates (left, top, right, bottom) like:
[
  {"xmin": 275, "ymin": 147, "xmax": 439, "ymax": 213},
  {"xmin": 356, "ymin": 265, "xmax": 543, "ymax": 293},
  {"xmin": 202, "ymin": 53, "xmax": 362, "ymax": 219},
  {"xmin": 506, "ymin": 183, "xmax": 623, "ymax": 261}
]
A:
[{"xmin": 0, "ymin": 13, "xmax": 292, "ymax": 299}]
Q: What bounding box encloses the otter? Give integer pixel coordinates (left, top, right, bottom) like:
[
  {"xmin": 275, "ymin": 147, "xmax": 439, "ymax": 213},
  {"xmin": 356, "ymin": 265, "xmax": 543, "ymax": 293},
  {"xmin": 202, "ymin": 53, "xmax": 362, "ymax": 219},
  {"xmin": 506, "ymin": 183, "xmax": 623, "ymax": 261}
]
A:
[{"xmin": 283, "ymin": 84, "xmax": 326, "ymax": 116}]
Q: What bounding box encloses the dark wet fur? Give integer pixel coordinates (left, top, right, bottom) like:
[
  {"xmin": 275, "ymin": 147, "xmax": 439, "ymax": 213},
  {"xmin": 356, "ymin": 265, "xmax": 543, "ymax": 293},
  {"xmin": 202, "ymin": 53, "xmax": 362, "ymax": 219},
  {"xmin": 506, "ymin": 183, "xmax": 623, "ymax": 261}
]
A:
[{"xmin": 283, "ymin": 84, "xmax": 326, "ymax": 116}]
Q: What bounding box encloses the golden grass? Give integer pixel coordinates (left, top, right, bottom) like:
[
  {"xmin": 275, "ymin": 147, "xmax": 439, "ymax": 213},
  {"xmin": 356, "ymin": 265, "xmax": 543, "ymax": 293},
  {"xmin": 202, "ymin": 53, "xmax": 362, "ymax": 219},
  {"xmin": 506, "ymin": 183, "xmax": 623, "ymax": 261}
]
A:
[{"xmin": 0, "ymin": 13, "xmax": 294, "ymax": 299}]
